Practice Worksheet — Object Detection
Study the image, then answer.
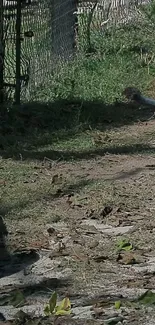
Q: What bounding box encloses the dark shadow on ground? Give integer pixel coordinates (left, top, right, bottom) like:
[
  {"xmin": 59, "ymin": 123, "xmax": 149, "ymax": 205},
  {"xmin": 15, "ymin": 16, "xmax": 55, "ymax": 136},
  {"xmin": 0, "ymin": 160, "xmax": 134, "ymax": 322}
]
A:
[
  {"xmin": 0, "ymin": 98, "xmax": 154, "ymax": 154},
  {"xmin": 0, "ymin": 216, "xmax": 9, "ymax": 263},
  {"xmin": 109, "ymin": 167, "xmax": 144, "ymax": 181},
  {"xmin": 10, "ymin": 277, "xmax": 72, "ymax": 299},
  {"xmin": 1, "ymin": 143, "xmax": 154, "ymax": 161},
  {"xmin": 0, "ymin": 200, "xmax": 31, "ymax": 218},
  {"xmin": 42, "ymin": 178, "xmax": 96, "ymax": 201},
  {"xmin": 0, "ymin": 216, "xmax": 39, "ymax": 278},
  {"xmin": 0, "ymin": 249, "xmax": 39, "ymax": 278}
]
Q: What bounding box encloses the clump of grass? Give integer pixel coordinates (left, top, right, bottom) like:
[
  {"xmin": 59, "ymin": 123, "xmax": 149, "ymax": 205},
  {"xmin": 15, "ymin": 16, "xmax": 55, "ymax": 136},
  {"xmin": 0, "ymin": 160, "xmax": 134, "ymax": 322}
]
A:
[
  {"xmin": 28, "ymin": 19, "xmax": 155, "ymax": 104},
  {"xmin": 29, "ymin": 51, "xmax": 154, "ymax": 103}
]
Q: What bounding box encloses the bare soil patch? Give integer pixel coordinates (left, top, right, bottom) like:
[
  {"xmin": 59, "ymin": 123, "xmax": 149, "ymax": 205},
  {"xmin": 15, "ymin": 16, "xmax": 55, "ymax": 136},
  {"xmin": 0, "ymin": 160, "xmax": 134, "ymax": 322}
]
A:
[{"xmin": 1, "ymin": 120, "xmax": 155, "ymax": 324}]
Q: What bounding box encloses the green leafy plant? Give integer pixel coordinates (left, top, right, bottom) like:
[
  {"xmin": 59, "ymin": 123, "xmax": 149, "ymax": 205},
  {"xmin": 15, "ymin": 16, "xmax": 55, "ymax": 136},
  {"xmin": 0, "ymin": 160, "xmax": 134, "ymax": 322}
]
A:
[
  {"xmin": 44, "ymin": 291, "xmax": 71, "ymax": 316},
  {"xmin": 116, "ymin": 239, "xmax": 133, "ymax": 252},
  {"xmin": 114, "ymin": 300, "xmax": 121, "ymax": 309}
]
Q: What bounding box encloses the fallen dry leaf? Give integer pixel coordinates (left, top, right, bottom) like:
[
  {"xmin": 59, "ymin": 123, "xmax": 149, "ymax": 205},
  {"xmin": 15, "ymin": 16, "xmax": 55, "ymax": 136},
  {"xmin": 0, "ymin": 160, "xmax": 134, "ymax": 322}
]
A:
[
  {"xmin": 100, "ymin": 206, "xmax": 113, "ymax": 217},
  {"xmin": 92, "ymin": 307, "xmax": 105, "ymax": 318},
  {"xmin": 85, "ymin": 209, "xmax": 95, "ymax": 218},
  {"xmin": 93, "ymin": 255, "xmax": 109, "ymax": 263},
  {"xmin": 66, "ymin": 193, "xmax": 74, "ymax": 206},
  {"xmin": 51, "ymin": 174, "xmax": 63, "ymax": 185},
  {"xmin": 0, "ymin": 180, "xmax": 6, "ymax": 186},
  {"xmin": 49, "ymin": 250, "xmax": 69, "ymax": 259},
  {"xmin": 117, "ymin": 252, "xmax": 137, "ymax": 265}
]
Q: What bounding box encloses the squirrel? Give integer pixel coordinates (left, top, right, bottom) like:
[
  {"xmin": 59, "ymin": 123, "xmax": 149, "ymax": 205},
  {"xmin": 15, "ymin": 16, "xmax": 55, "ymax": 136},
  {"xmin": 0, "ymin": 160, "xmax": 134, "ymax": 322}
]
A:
[{"xmin": 123, "ymin": 87, "xmax": 155, "ymax": 106}]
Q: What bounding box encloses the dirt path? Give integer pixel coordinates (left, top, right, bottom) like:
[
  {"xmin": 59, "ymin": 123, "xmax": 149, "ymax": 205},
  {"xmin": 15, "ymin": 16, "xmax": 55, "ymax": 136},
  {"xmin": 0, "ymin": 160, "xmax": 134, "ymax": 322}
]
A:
[{"xmin": 1, "ymin": 121, "xmax": 155, "ymax": 324}]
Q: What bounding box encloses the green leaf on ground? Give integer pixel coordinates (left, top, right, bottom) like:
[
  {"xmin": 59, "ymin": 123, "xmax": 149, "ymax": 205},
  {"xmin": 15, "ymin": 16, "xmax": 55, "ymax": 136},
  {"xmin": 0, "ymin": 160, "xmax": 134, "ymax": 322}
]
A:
[
  {"xmin": 49, "ymin": 291, "xmax": 57, "ymax": 313},
  {"xmin": 55, "ymin": 297, "xmax": 71, "ymax": 315},
  {"xmin": 117, "ymin": 239, "xmax": 133, "ymax": 252},
  {"xmin": 114, "ymin": 300, "xmax": 121, "ymax": 309},
  {"xmin": 44, "ymin": 304, "xmax": 51, "ymax": 316},
  {"xmin": 44, "ymin": 292, "xmax": 71, "ymax": 316},
  {"xmin": 136, "ymin": 290, "xmax": 155, "ymax": 305},
  {"xmin": 10, "ymin": 290, "xmax": 25, "ymax": 307}
]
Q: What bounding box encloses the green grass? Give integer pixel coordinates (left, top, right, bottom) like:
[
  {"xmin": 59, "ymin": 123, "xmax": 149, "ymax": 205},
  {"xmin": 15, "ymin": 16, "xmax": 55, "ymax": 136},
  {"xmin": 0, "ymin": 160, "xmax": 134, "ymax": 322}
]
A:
[
  {"xmin": 2, "ymin": 7, "xmax": 155, "ymax": 155},
  {"xmin": 26, "ymin": 20, "xmax": 155, "ymax": 102},
  {"xmin": 29, "ymin": 50, "xmax": 155, "ymax": 103},
  {"xmin": 4, "ymin": 3, "xmax": 155, "ymax": 104}
]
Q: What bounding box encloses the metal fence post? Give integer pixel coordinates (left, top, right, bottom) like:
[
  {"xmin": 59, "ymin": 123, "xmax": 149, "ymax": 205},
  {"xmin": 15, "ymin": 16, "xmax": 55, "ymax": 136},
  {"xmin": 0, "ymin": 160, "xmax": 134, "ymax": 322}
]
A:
[
  {"xmin": 15, "ymin": 0, "xmax": 21, "ymax": 105},
  {"xmin": 0, "ymin": 0, "xmax": 4, "ymax": 104}
]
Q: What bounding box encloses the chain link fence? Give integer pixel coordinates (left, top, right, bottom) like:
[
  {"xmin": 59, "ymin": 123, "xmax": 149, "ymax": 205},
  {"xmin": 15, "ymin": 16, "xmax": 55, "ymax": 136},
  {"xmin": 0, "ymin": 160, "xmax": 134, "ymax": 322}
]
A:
[
  {"xmin": 1, "ymin": 0, "xmax": 153, "ymax": 104},
  {"xmin": 2, "ymin": 0, "xmax": 77, "ymax": 103}
]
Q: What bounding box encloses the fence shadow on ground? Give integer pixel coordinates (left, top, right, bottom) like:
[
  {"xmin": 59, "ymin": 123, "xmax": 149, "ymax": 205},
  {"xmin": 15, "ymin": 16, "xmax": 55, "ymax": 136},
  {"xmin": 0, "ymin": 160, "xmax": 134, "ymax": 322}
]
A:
[
  {"xmin": 0, "ymin": 97, "xmax": 155, "ymax": 158},
  {"xmin": 14, "ymin": 143, "xmax": 155, "ymax": 161},
  {"xmin": 1, "ymin": 141, "xmax": 155, "ymax": 162}
]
